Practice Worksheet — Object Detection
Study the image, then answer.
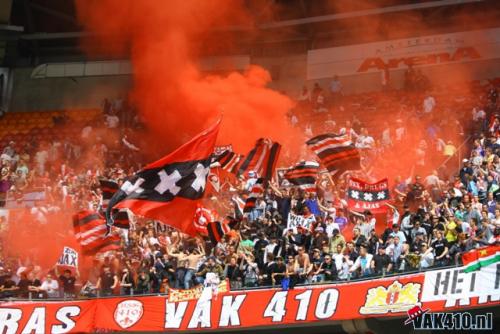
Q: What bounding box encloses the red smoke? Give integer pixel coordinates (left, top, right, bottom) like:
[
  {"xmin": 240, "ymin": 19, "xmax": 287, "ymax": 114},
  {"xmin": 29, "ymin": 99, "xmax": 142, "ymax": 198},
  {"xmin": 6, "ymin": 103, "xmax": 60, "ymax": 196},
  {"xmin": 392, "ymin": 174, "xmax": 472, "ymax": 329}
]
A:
[
  {"xmin": 3, "ymin": 210, "xmax": 76, "ymax": 273},
  {"xmin": 75, "ymin": 0, "xmax": 301, "ymax": 156}
]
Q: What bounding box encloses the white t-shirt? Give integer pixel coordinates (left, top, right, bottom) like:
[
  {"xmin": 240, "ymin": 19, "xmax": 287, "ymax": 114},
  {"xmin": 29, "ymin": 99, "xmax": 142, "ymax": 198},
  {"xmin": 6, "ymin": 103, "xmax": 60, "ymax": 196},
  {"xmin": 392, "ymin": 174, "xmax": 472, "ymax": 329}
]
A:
[
  {"xmin": 356, "ymin": 135, "xmax": 375, "ymax": 149},
  {"xmin": 326, "ymin": 222, "xmax": 340, "ymax": 238},
  {"xmin": 423, "ymin": 96, "xmax": 436, "ymax": 113},
  {"xmin": 395, "ymin": 127, "xmax": 406, "ymax": 141},
  {"xmin": 41, "ymin": 279, "xmax": 59, "ymax": 298},
  {"xmin": 105, "ymin": 115, "xmax": 120, "ymax": 128},
  {"xmin": 35, "ymin": 150, "xmax": 48, "ymax": 166},
  {"xmin": 81, "ymin": 126, "xmax": 92, "ymax": 139},
  {"xmin": 424, "ymin": 174, "xmax": 440, "ymax": 187}
]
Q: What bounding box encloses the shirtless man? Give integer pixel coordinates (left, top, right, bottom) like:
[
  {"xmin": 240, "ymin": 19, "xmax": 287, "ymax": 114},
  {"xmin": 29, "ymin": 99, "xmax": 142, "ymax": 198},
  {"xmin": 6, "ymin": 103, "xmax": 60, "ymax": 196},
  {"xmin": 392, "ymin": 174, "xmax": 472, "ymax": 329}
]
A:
[
  {"xmin": 167, "ymin": 244, "xmax": 205, "ymax": 289},
  {"xmin": 294, "ymin": 247, "xmax": 311, "ymax": 283}
]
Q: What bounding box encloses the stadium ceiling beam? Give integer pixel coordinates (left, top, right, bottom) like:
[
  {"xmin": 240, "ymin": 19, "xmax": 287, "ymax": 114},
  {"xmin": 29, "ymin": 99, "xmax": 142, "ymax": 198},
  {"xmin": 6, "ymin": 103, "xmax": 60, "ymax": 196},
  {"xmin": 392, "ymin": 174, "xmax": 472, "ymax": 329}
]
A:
[
  {"xmin": 28, "ymin": 1, "xmax": 78, "ymax": 25},
  {"xmin": 20, "ymin": 31, "xmax": 92, "ymax": 40},
  {"xmin": 0, "ymin": 24, "xmax": 24, "ymax": 32},
  {"xmin": 256, "ymin": 0, "xmax": 486, "ymax": 29},
  {"xmin": 18, "ymin": 0, "xmax": 487, "ymax": 40}
]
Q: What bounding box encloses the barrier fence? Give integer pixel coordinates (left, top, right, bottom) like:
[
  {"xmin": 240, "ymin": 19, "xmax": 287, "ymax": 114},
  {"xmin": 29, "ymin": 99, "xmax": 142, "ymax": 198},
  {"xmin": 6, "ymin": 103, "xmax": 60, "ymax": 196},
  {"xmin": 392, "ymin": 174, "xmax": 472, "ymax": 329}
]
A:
[{"xmin": 0, "ymin": 264, "xmax": 498, "ymax": 333}]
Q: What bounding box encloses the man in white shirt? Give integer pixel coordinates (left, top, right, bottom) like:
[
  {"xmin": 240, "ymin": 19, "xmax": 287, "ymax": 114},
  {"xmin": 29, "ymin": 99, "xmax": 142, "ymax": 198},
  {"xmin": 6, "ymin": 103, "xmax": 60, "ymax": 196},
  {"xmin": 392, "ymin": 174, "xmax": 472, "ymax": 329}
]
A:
[
  {"xmin": 424, "ymin": 170, "xmax": 441, "ymax": 188},
  {"xmin": 419, "ymin": 243, "xmax": 434, "ymax": 269},
  {"xmin": 264, "ymin": 238, "xmax": 278, "ymax": 263},
  {"xmin": 325, "ymin": 216, "xmax": 339, "ymax": 238},
  {"xmin": 423, "ymin": 95, "xmax": 436, "ymax": 113},
  {"xmin": 40, "ymin": 274, "xmax": 60, "ymax": 298},
  {"xmin": 355, "ymin": 128, "xmax": 375, "ymax": 150},
  {"xmin": 105, "ymin": 114, "xmax": 120, "ymax": 128},
  {"xmin": 339, "ymin": 121, "xmax": 358, "ymax": 141},
  {"xmin": 395, "ymin": 119, "xmax": 406, "ymax": 141},
  {"xmin": 349, "ymin": 245, "xmax": 373, "ymax": 277}
]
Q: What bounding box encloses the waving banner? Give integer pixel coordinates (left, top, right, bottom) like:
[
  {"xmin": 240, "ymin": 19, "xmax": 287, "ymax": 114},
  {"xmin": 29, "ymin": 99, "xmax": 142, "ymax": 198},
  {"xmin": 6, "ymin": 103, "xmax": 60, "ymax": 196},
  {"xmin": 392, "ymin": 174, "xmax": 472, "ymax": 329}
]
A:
[
  {"xmin": 1, "ymin": 265, "xmax": 498, "ymax": 333},
  {"xmin": 347, "ymin": 178, "xmax": 390, "ymax": 213}
]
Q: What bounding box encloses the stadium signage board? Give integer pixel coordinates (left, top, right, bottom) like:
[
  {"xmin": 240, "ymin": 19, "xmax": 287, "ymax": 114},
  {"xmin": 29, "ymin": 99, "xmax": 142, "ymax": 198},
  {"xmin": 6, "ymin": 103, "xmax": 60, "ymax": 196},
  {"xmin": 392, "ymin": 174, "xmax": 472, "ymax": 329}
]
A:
[
  {"xmin": 0, "ymin": 266, "xmax": 498, "ymax": 332},
  {"xmin": 307, "ymin": 27, "xmax": 500, "ymax": 79}
]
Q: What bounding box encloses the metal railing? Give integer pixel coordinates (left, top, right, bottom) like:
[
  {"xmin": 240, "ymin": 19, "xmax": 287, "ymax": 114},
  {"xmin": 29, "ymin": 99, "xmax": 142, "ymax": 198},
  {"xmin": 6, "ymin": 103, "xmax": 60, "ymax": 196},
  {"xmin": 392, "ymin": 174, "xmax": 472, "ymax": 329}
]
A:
[{"xmin": 1, "ymin": 262, "xmax": 462, "ymax": 302}]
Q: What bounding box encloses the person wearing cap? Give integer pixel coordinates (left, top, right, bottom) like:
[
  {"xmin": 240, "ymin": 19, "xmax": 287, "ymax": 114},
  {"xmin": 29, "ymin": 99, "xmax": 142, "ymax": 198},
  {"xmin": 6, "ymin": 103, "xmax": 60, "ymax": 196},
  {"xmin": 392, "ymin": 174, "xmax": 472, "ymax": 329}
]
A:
[
  {"xmin": 317, "ymin": 254, "xmax": 337, "ymax": 282},
  {"xmin": 312, "ymin": 227, "xmax": 328, "ymax": 250},
  {"xmin": 244, "ymin": 171, "xmax": 258, "ymax": 191},
  {"xmin": 195, "ymin": 256, "xmax": 224, "ymax": 286},
  {"xmin": 459, "ymin": 160, "xmax": 473, "ymax": 185},
  {"xmin": 371, "ymin": 245, "xmax": 392, "ymax": 275}
]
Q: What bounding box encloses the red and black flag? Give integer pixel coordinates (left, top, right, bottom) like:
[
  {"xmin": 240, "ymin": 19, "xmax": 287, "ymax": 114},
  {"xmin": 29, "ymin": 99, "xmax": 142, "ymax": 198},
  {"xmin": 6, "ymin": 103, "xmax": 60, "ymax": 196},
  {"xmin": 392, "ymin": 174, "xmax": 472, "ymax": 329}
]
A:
[
  {"xmin": 306, "ymin": 133, "xmax": 360, "ymax": 175},
  {"xmin": 237, "ymin": 138, "xmax": 281, "ymax": 182},
  {"xmin": 193, "ymin": 205, "xmax": 217, "ymax": 235},
  {"xmin": 347, "ymin": 178, "xmax": 390, "ymax": 213},
  {"xmin": 73, "ymin": 210, "xmax": 121, "ymax": 255},
  {"xmin": 99, "ymin": 179, "xmax": 119, "ymax": 204},
  {"xmin": 99, "ymin": 179, "xmax": 130, "ymax": 229},
  {"xmin": 207, "ymin": 217, "xmax": 239, "ymax": 245},
  {"xmin": 284, "ymin": 161, "xmax": 320, "ymax": 192},
  {"xmin": 212, "ymin": 150, "xmax": 243, "ymax": 174},
  {"xmin": 106, "ymin": 120, "xmax": 220, "ymax": 237},
  {"xmin": 243, "ymin": 178, "xmax": 264, "ymax": 213}
]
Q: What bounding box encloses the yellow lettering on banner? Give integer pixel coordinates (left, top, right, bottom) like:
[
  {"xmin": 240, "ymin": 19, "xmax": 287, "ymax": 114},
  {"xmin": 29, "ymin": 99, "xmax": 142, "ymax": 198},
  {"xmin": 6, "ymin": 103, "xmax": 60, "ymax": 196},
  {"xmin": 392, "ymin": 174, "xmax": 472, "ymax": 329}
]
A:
[{"xmin": 168, "ymin": 281, "xmax": 229, "ymax": 303}]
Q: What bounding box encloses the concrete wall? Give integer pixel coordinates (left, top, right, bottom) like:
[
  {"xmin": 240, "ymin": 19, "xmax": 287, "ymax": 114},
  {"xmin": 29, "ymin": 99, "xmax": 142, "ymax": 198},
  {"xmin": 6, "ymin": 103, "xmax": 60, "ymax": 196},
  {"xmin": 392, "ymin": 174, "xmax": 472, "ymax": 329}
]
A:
[
  {"xmin": 9, "ymin": 67, "xmax": 131, "ymax": 111},
  {"xmin": 7, "ymin": 55, "xmax": 500, "ymax": 112}
]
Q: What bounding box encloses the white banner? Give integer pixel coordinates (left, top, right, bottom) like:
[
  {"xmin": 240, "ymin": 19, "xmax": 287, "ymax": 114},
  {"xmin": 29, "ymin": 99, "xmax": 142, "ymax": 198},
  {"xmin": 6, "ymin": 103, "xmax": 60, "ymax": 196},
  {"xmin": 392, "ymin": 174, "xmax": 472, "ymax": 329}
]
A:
[
  {"xmin": 421, "ymin": 263, "xmax": 500, "ymax": 308},
  {"xmin": 307, "ymin": 28, "xmax": 500, "ymax": 79},
  {"xmin": 286, "ymin": 212, "xmax": 313, "ymax": 230},
  {"xmin": 57, "ymin": 247, "xmax": 79, "ymax": 268}
]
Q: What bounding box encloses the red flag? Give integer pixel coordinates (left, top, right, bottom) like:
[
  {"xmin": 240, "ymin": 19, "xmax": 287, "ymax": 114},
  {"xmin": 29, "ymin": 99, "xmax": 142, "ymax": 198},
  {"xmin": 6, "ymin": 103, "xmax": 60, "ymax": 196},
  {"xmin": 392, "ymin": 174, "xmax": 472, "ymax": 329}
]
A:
[
  {"xmin": 107, "ymin": 121, "xmax": 220, "ymax": 236},
  {"xmin": 347, "ymin": 178, "xmax": 390, "ymax": 213},
  {"xmin": 73, "ymin": 211, "xmax": 121, "ymax": 255}
]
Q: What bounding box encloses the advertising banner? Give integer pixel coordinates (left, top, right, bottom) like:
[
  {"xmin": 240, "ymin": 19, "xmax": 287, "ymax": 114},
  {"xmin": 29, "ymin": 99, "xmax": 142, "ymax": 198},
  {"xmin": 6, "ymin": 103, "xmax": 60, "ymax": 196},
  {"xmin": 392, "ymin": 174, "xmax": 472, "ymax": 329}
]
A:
[
  {"xmin": 307, "ymin": 28, "xmax": 500, "ymax": 79},
  {"xmin": 1, "ymin": 265, "xmax": 498, "ymax": 333}
]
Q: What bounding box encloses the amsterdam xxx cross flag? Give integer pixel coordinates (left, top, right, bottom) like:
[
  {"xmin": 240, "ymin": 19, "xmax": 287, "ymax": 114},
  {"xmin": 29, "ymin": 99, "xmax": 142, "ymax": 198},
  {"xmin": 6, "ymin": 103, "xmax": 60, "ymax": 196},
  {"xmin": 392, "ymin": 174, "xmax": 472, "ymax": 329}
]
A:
[{"xmin": 106, "ymin": 120, "xmax": 220, "ymax": 236}]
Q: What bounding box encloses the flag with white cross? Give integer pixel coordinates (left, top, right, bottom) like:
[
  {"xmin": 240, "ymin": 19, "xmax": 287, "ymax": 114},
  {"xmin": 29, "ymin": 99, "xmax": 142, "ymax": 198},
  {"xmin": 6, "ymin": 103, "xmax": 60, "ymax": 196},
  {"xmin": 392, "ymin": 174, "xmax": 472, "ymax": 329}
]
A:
[{"xmin": 105, "ymin": 120, "xmax": 220, "ymax": 236}]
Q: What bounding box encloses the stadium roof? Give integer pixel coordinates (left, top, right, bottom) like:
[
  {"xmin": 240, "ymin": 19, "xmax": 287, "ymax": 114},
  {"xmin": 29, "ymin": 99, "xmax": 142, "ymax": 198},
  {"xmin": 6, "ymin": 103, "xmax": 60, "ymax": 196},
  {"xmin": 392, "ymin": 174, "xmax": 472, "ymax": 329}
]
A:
[{"xmin": 2, "ymin": 0, "xmax": 500, "ymax": 65}]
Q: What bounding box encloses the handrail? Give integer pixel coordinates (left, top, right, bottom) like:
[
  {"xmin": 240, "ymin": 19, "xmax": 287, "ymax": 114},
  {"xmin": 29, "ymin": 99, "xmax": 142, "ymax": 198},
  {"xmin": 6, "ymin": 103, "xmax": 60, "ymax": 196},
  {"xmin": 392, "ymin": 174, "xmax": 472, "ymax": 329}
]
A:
[
  {"xmin": 437, "ymin": 134, "xmax": 472, "ymax": 172},
  {"xmin": 0, "ymin": 263, "xmax": 462, "ymax": 302}
]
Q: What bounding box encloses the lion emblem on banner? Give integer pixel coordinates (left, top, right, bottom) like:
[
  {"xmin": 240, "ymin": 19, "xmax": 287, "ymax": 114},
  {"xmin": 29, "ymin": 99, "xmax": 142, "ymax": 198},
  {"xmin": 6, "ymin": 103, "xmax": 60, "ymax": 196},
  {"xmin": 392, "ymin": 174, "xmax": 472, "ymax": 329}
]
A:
[
  {"xmin": 359, "ymin": 280, "xmax": 421, "ymax": 314},
  {"xmin": 114, "ymin": 300, "xmax": 144, "ymax": 329}
]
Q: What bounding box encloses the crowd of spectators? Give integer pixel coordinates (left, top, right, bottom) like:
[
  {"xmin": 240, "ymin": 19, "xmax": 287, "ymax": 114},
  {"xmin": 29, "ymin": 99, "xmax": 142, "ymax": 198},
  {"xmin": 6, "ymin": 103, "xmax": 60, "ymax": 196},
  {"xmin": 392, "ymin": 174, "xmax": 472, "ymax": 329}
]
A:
[{"xmin": 0, "ymin": 75, "xmax": 499, "ymax": 299}]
